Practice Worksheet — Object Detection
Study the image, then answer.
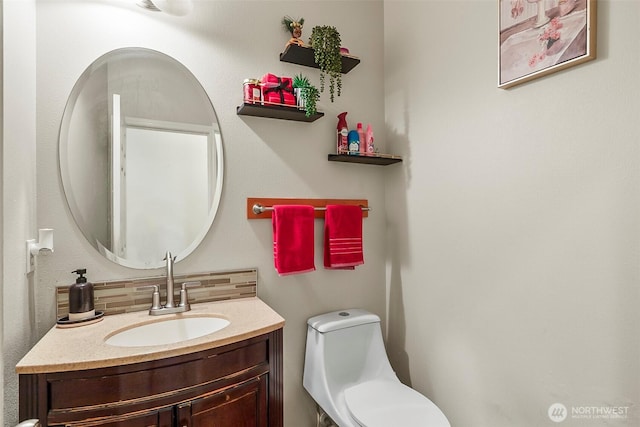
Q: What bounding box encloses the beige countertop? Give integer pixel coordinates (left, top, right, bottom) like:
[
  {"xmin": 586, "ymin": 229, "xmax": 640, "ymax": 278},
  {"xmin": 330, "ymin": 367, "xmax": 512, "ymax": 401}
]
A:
[{"xmin": 16, "ymin": 297, "xmax": 285, "ymax": 374}]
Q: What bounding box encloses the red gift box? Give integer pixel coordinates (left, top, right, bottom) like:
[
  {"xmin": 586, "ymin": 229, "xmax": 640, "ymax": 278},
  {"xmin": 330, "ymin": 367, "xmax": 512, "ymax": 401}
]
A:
[{"xmin": 261, "ymin": 73, "xmax": 296, "ymax": 107}]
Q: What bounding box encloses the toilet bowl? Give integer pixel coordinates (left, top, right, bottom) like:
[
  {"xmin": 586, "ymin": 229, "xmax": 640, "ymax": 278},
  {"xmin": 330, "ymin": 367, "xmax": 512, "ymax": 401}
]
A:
[{"xmin": 303, "ymin": 309, "xmax": 450, "ymax": 427}]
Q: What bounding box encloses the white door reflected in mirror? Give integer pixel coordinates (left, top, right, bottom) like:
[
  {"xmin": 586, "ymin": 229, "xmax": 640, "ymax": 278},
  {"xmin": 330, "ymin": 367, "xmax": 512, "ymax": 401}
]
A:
[{"xmin": 121, "ymin": 126, "xmax": 209, "ymax": 264}]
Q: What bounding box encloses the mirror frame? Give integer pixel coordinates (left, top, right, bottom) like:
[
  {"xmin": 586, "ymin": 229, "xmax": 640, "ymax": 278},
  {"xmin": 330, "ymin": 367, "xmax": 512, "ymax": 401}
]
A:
[{"xmin": 59, "ymin": 47, "xmax": 224, "ymax": 269}]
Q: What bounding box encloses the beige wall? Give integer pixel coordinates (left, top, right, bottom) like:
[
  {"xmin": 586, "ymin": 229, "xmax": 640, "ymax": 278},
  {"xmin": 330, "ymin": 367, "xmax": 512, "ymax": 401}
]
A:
[
  {"xmin": 384, "ymin": 0, "xmax": 639, "ymax": 426},
  {"xmin": 2, "ymin": 1, "xmax": 37, "ymax": 425},
  {"xmin": 4, "ymin": 1, "xmax": 386, "ymax": 426}
]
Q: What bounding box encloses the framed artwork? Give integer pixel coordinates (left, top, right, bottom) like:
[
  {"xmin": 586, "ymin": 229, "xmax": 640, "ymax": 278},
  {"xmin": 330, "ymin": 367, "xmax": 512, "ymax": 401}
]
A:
[{"xmin": 499, "ymin": 0, "xmax": 596, "ymax": 88}]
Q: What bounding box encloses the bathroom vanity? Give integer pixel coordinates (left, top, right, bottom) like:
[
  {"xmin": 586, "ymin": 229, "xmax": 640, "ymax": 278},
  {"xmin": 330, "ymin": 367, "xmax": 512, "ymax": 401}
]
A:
[{"xmin": 17, "ymin": 298, "xmax": 284, "ymax": 427}]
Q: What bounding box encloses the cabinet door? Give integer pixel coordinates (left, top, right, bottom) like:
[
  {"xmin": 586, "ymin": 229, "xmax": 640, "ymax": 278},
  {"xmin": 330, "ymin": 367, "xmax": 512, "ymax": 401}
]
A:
[
  {"xmin": 177, "ymin": 376, "xmax": 268, "ymax": 427},
  {"xmin": 52, "ymin": 407, "xmax": 172, "ymax": 427}
]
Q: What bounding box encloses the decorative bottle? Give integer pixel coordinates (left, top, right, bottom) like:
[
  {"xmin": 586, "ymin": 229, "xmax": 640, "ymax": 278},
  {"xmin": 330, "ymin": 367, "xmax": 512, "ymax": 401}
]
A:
[
  {"xmin": 365, "ymin": 124, "xmax": 375, "ymax": 156},
  {"xmin": 336, "ymin": 112, "xmax": 349, "ymax": 154},
  {"xmin": 348, "ymin": 130, "xmax": 360, "ymax": 155},
  {"xmin": 357, "ymin": 123, "xmax": 366, "ymax": 155}
]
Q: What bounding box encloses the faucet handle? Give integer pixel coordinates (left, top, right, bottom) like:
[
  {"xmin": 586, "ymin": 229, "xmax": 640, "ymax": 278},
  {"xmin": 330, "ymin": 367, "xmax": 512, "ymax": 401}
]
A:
[
  {"xmin": 138, "ymin": 284, "xmax": 161, "ymax": 310},
  {"xmin": 181, "ymin": 281, "xmax": 201, "ymax": 289},
  {"xmin": 178, "ymin": 281, "xmax": 201, "ymax": 308}
]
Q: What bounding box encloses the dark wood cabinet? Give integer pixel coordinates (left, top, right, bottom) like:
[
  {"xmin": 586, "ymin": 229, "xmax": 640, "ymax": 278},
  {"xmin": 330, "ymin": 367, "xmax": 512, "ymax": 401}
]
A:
[
  {"xmin": 178, "ymin": 375, "xmax": 267, "ymax": 427},
  {"xmin": 19, "ymin": 329, "xmax": 283, "ymax": 427},
  {"xmin": 48, "ymin": 408, "xmax": 173, "ymax": 427}
]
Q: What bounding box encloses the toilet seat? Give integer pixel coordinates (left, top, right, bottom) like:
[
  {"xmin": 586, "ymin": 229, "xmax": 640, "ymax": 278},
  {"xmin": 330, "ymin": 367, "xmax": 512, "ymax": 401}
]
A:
[{"xmin": 344, "ymin": 379, "xmax": 450, "ymax": 427}]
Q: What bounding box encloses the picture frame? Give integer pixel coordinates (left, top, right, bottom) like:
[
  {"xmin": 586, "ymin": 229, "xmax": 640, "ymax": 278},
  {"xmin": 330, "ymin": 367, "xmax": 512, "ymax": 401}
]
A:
[{"xmin": 499, "ymin": 0, "xmax": 596, "ymax": 89}]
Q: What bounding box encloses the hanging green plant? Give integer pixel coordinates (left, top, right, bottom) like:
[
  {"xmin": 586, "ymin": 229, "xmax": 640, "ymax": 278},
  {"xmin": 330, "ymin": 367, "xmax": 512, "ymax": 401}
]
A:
[
  {"xmin": 309, "ymin": 25, "xmax": 342, "ymax": 102},
  {"xmin": 292, "ymin": 73, "xmax": 320, "ymax": 117}
]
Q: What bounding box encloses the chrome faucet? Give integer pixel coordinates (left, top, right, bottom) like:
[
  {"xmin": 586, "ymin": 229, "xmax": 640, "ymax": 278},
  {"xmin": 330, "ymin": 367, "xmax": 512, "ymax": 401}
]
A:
[
  {"xmin": 164, "ymin": 251, "xmax": 176, "ymax": 308},
  {"xmin": 140, "ymin": 251, "xmax": 200, "ymax": 316}
]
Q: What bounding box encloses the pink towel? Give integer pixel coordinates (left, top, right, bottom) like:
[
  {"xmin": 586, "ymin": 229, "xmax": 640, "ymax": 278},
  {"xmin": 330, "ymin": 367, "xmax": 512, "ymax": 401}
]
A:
[
  {"xmin": 272, "ymin": 205, "xmax": 316, "ymax": 276},
  {"xmin": 324, "ymin": 205, "xmax": 364, "ymax": 269}
]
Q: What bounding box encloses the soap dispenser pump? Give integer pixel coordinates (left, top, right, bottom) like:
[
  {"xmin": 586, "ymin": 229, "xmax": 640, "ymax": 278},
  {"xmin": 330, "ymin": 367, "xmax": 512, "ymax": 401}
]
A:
[{"xmin": 68, "ymin": 268, "xmax": 95, "ymax": 321}]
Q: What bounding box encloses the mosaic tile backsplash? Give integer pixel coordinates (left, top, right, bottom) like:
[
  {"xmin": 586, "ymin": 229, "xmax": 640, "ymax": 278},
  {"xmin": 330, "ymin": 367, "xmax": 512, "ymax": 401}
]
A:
[{"xmin": 56, "ymin": 269, "xmax": 257, "ymax": 319}]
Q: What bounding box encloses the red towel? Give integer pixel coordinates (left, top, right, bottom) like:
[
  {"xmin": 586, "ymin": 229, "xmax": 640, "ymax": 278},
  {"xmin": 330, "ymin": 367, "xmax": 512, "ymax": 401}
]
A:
[
  {"xmin": 324, "ymin": 205, "xmax": 364, "ymax": 269},
  {"xmin": 272, "ymin": 205, "xmax": 316, "ymax": 276}
]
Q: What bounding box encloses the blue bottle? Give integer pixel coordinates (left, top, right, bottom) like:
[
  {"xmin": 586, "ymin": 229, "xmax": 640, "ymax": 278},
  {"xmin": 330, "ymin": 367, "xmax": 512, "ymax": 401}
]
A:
[{"xmin": 347, "ymin": 130, "xmax": 360, "ymax": 155}]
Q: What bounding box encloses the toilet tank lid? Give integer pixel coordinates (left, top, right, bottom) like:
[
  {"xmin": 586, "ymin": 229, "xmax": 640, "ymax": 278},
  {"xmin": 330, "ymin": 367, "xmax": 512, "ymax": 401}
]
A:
[{"xmin": 307, "ymin": 309, "xmax": 380, "ymax": 333}]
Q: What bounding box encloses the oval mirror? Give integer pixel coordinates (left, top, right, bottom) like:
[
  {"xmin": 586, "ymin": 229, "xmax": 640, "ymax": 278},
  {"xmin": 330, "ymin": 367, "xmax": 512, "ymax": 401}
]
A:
[{"xmin": 59, "ymin": 48, "xmax": 223, "ymax": 269}]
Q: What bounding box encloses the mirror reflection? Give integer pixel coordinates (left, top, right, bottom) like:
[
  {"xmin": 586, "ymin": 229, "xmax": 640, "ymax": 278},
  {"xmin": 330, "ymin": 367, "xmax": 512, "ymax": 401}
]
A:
[{"xmin": 59, "ymin": 48, "xmax": 223, "ymax": 269}]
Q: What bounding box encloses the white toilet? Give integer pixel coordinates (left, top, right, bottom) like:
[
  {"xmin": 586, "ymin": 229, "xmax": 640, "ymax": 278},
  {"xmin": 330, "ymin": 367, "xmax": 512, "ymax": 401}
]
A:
[{"xmin": 303, "ymin": 309, "xmax": 451, "ymax": 427}]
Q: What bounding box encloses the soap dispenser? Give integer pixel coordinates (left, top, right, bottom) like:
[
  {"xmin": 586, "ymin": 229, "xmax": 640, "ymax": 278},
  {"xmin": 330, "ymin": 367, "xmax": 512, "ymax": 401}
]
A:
[{"xmin": 68, "ymin": 268, "xmax": 95, "ymax": 321}]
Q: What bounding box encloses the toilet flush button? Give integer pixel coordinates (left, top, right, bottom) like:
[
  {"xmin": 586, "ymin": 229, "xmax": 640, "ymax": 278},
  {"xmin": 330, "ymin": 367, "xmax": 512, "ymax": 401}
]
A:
[{"xmin": 339, "ymin": 312, "xmax": 350, "ymax": 317}]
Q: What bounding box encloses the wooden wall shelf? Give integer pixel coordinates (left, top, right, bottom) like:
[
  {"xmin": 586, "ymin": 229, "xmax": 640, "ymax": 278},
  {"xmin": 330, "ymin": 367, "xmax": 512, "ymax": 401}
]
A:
[
  {"xmin": 237, "ymin": 103, "xmax": 324, "ymax": 122},
  {"xmin": 327, "ymin": 154, "xmax": 402, "ymax": 166},
  {"xmin": 279, "ymin": 44, "xmax": 360, "ymax": 74},
  {"xmin": 246, "ymin": 197, "xmax": 369, "ymax": 219}
]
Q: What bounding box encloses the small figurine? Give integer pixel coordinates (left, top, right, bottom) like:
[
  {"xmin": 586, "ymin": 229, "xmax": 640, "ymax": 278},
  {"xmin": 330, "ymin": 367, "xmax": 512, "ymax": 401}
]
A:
[{"xmin": 282, "ymin": 16, "xmax": 305, "ymax": 47}]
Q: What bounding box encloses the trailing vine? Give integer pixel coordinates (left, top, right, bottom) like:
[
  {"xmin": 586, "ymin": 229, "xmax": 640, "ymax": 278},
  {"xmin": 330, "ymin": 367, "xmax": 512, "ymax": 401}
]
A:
[
  {"xmin": 300, "ymin": 85, "xmax": 320, "ymax": 117},
  {"xmin": 309, "ymin": 25, "xmax": 342, "ymax": 102}
]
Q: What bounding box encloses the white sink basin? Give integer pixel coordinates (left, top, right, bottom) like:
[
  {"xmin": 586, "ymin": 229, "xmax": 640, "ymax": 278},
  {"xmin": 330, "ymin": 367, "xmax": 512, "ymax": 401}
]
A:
[{"xmin": 105, "ymin": 316, "xmax": 230, "ymax": 347}]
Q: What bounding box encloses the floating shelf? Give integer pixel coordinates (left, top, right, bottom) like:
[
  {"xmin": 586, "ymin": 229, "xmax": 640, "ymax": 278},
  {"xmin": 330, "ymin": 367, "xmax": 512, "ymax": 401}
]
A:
[
  {"xmin": 279, "ymin": 44, "xmax": 360, "ymax": 74},
  {"xmin": 328, "ymin": 154, "xmax": 402, "ymax": 166},
  {"xmin": 237, "ymin": 103, "xmax": 324, "ymax": 122}
]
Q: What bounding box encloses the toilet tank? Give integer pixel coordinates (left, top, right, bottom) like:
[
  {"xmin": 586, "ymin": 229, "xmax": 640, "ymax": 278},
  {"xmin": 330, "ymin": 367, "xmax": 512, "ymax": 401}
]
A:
[{"xmin": 303, "ymin": 309, "xmax": 397, "ymax": 407}]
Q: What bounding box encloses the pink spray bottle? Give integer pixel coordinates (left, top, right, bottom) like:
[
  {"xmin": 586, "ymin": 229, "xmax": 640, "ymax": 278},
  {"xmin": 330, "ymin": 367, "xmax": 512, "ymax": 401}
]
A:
[{"xmin": 365, "ymin": 124, "xmax": 375, "ymax": 156}]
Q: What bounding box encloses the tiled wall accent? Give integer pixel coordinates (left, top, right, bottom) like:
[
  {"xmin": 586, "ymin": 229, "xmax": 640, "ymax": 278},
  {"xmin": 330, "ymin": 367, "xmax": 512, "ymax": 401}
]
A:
[{"xmin": 56, "ymin": 269, "xmax": 257, "ymax": 319}]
